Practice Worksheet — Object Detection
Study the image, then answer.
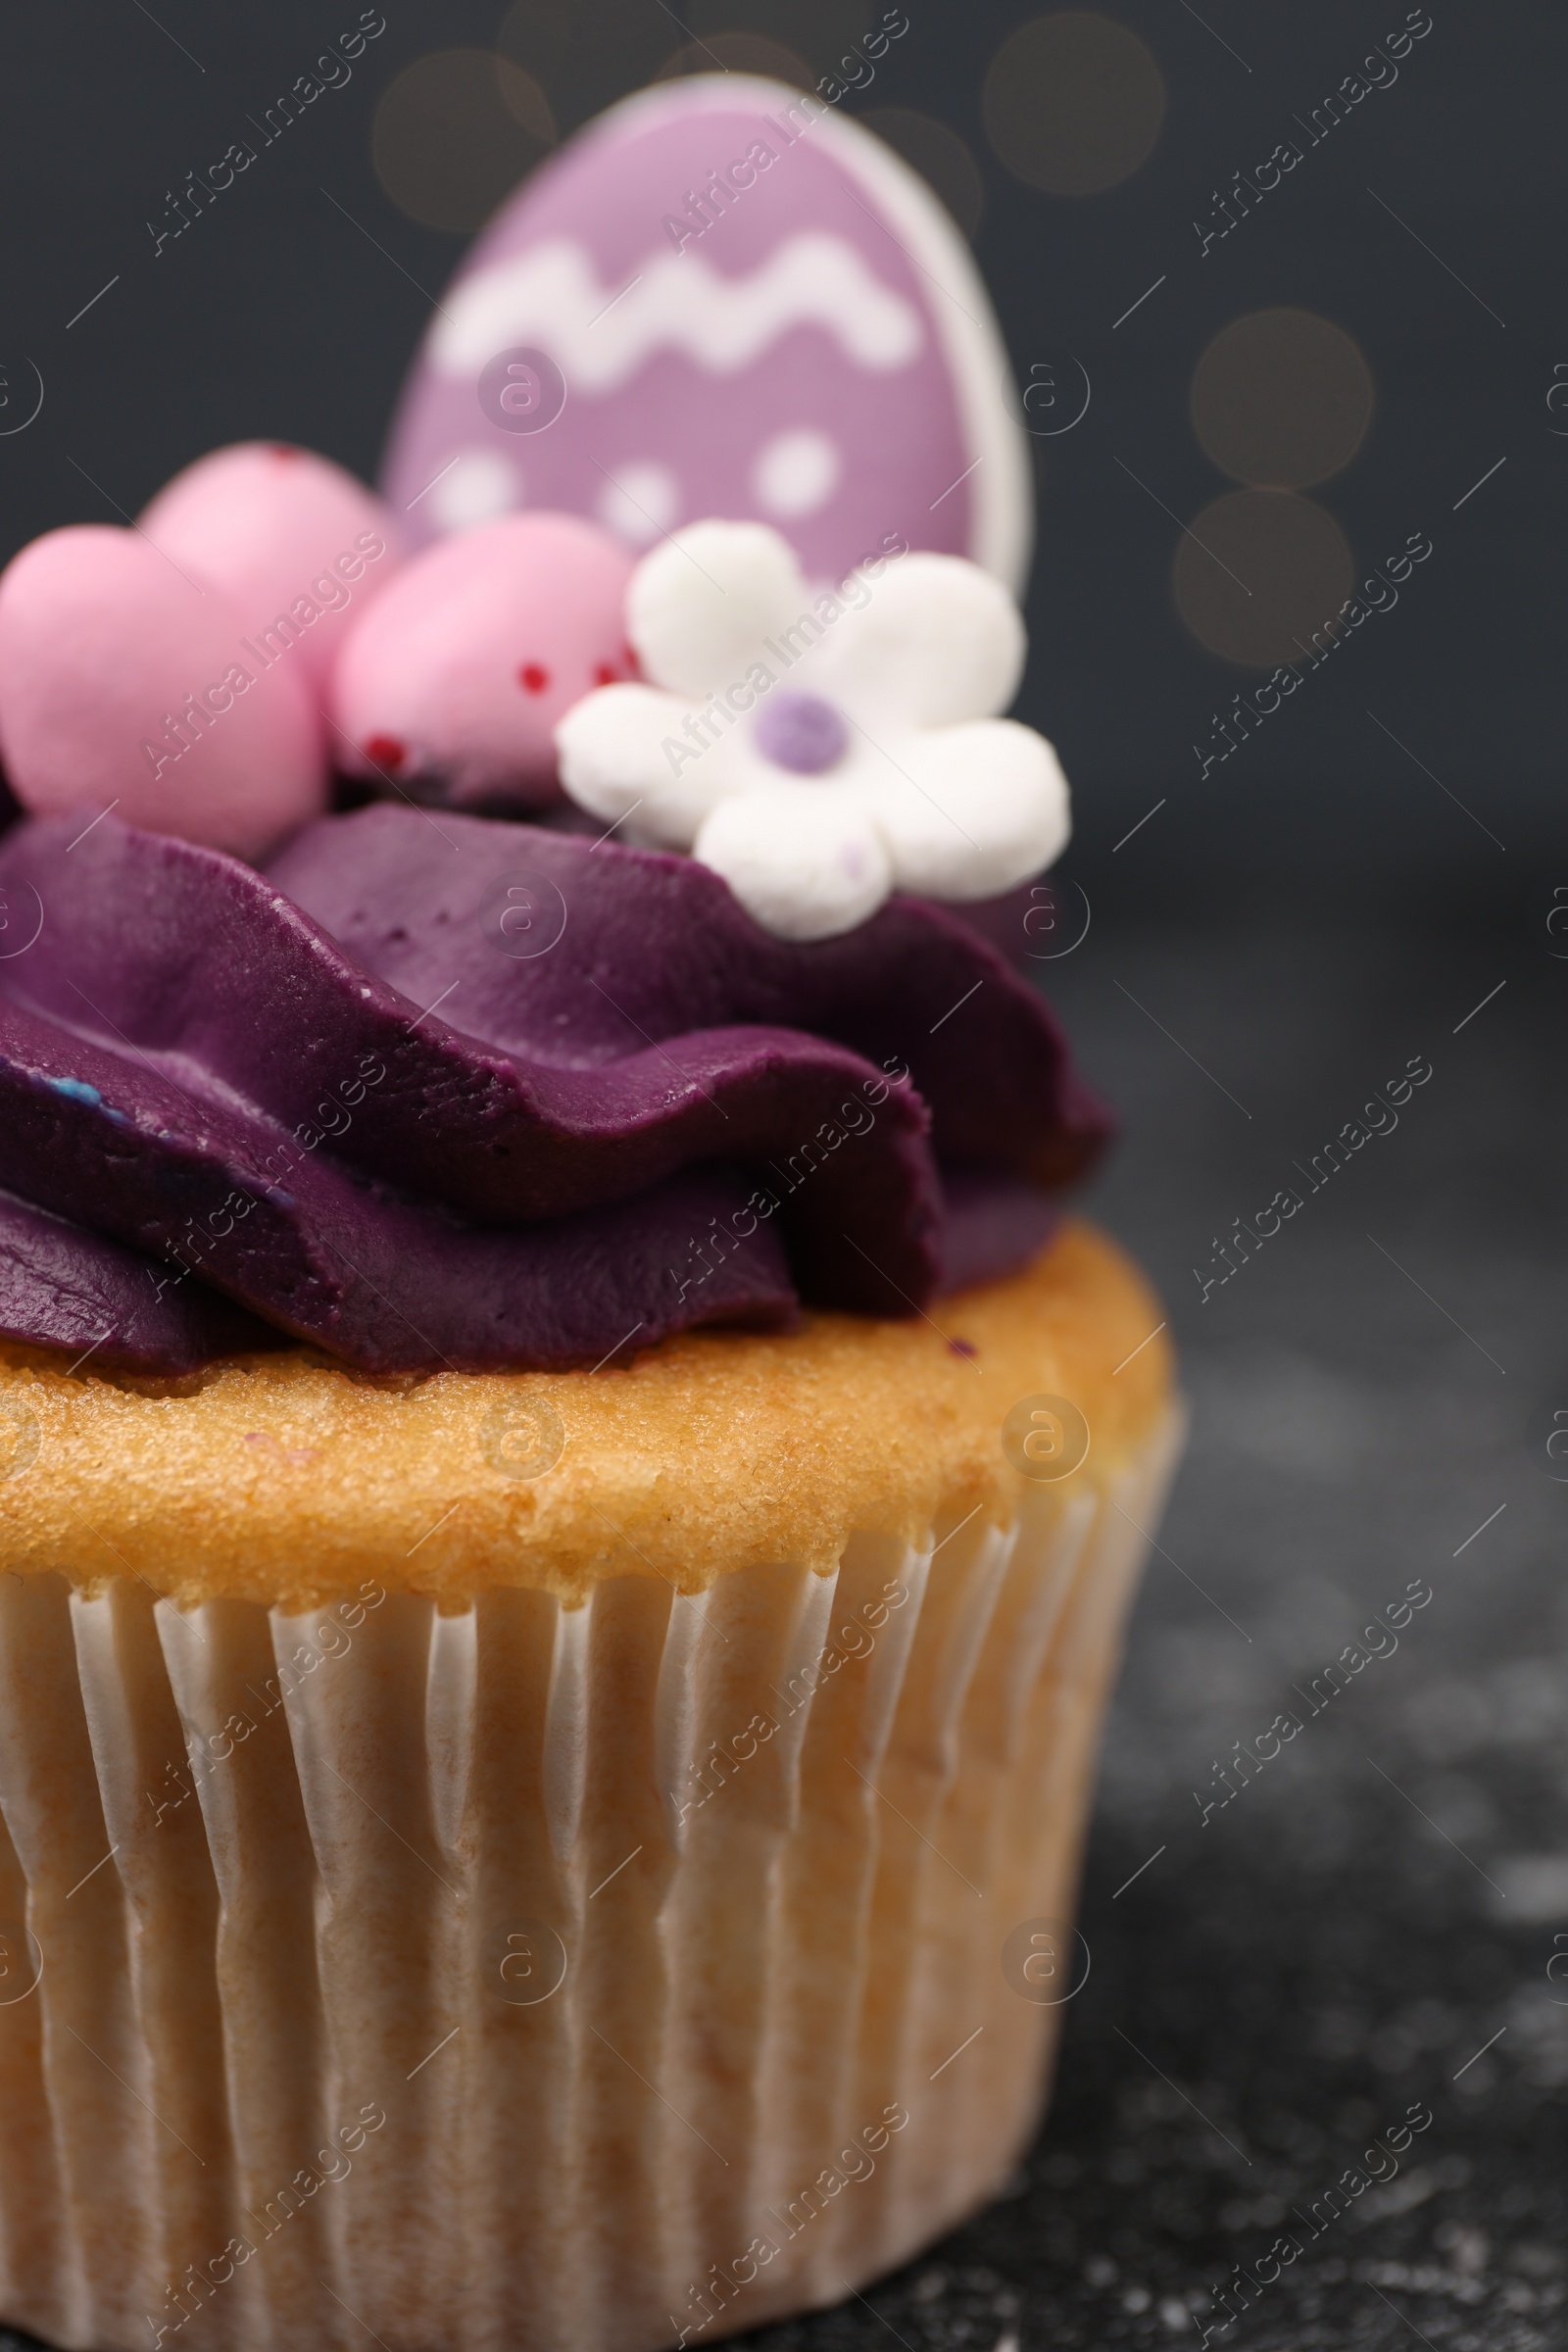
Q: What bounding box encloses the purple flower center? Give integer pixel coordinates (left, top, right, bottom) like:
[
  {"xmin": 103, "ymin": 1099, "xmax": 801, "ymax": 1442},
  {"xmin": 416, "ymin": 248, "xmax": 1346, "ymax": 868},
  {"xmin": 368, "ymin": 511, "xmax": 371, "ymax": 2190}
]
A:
[{"xmin": 754, "ymin": 690, "xmax": 849, "ymax": 775}]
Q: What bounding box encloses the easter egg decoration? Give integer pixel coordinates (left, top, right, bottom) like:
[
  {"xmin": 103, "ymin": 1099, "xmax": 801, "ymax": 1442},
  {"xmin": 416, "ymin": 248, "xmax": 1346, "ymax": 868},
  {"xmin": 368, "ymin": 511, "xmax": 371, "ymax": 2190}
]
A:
[{"xmin": 379, "ymin": 74, "xmax": 1031, "ymax": 594}]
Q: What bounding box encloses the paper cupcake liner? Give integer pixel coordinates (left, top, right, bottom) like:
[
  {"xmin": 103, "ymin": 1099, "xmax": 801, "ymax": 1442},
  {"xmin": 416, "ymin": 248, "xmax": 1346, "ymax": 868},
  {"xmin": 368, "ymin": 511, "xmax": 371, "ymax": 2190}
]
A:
[{"xmin": 0, "ymin": 1404, "xmax": 1183, "ymax": 2352}]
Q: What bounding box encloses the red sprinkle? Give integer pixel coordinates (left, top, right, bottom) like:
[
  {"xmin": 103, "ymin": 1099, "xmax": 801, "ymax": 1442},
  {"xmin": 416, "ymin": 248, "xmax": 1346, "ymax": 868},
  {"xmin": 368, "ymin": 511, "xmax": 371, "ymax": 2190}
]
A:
[
  {"xmin": 593, "ymin": 662, "xmax": 617, "ymax": 686},
  {"xmin": 518, "ymin": 662, "xmax": 550, "ymax": 694},
  {"xmin": 364, "ymin": 734, "xmax": 405, "ymax": 773},
  {"xmin": 270, "ymin": 444, "xmax": 302, "ymax": 460},
  {"xmin": 948, "ymin": 1338, "xmax": 978, "ymax": 1359}
]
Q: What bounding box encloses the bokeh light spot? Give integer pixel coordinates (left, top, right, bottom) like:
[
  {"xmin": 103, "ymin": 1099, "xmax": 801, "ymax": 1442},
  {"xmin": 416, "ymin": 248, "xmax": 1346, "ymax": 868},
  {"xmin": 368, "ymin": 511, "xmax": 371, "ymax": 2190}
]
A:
[
  {"xmin": 1174, "ymin": 491, "xmax": 1356, "ymax": 668},
  {"xmin": 983, "ymin": 14, "xmax": 1164, "ymax": 196},
  {"xmin": 372, "ymin": 50, "xmax": 555, "ymax": 234},
  {"xmin": 859, "ymin": 107, "xmax": 986, "ymax": 238},
  {"xmin": 655, "ymin": 32, "xmax": 815, "ymax": 86},
  {"xmin": 495, "ymin": 0, "xmax": 576, "ymax": 74},
  {"xmin": 1192, "ymin": 310, "xmax": 1374, "ymax": 489},
  {"xmin": 681, "ymin": 0, "xmax": 878, "ymax": 74},
  {"xmin": 497, "ymin": 0, "xmax": 668, "ymax": 130}
]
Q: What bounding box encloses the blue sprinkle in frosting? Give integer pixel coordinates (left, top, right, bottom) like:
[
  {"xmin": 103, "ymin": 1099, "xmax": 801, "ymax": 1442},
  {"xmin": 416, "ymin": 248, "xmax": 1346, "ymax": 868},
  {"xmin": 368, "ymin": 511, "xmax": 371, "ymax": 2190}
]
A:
[{"xmin": 43, "ymin": 1074, "xmax": 126, "ymax": 1122}]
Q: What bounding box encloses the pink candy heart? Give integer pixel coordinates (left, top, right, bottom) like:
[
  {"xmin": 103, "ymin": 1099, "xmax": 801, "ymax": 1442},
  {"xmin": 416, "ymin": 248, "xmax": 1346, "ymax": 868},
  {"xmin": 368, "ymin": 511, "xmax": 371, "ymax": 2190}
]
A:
[
  {"xmin": 139, "ymin": 440, "xmax": 404, "ymax": 697},
  {"xmin": 0, "ymin": 524, "xmax": 325, "ymax": 857}
]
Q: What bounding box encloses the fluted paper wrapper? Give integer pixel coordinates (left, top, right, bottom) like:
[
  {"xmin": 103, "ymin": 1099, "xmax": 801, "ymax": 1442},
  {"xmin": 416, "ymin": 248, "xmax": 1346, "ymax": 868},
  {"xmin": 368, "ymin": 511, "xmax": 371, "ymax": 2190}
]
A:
[{"xmin": 0, "ymin": 1407, "xmax": 1181, "ymax": 2352}]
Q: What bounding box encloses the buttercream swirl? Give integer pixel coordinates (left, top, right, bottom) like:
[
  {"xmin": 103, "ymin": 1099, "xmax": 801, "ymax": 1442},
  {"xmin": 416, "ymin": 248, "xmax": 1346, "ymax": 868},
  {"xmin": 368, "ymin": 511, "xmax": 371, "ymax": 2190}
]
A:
[{"xmin": 0, "ymin": 806, "xmax": 1108, "ymax": 1373}]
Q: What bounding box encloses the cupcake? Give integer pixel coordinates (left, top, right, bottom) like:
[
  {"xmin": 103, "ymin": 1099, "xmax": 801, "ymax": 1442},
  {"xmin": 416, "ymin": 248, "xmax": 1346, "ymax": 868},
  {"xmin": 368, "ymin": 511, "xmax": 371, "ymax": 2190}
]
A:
[{"xmin": 0, "ymin": 73, "xmax": 1181, "ymax": 2352}]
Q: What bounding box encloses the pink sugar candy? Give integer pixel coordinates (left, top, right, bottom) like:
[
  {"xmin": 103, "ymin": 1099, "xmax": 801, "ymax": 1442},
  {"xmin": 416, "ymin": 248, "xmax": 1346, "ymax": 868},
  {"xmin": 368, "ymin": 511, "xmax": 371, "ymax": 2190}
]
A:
[
  {"xmin": 139, "ymin": 442, "xmax": 404, "ymax": 694},
  {"xmin": 0, "ymin": 524, "xmax": 326, "ymax": 857},
  {"xmin": 330, "ymin": 512, "xmax": 635, "ymax": 805}
]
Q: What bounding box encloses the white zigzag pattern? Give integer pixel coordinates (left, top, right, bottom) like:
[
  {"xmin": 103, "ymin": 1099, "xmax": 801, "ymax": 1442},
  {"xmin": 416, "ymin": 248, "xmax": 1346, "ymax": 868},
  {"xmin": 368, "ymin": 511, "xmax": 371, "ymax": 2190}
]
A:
[{"xmin": 427, "ymin": 233, "xmax": 924, "ymax": 390}]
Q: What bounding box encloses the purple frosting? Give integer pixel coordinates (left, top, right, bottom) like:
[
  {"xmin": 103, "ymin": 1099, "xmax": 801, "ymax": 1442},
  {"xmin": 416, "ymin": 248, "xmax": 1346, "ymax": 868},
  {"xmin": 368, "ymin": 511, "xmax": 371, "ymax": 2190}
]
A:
[
  {"xmin": 0, "ymin": 1187, "xmax": 271, "ymax": 1373},
  {"xmin": 0, "ymin": 808, "xmax": 1110, "ymax": 1373}
]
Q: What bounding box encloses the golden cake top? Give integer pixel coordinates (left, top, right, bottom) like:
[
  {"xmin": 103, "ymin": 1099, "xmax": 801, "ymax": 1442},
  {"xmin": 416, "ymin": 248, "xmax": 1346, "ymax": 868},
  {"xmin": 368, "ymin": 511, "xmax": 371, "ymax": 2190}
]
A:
[{"xmin": 0, "ymin": 1222, "xmax": 1170, "ymax": 1611}]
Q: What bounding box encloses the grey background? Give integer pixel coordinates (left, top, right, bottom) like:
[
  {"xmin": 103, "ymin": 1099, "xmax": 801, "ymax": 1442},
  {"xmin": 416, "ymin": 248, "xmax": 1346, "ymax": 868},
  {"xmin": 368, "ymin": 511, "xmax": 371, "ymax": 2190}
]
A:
[{"xmin": 0, "ymin": 4, "xmax": 1561, "ymax": 2350}]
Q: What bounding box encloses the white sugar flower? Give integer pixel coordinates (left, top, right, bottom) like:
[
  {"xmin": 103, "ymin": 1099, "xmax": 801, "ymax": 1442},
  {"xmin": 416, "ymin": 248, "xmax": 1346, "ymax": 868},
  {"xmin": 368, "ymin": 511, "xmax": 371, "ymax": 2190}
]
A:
[{"xmin": 554, "ymin": 520, "xmax": 1070, "ymax": 942}]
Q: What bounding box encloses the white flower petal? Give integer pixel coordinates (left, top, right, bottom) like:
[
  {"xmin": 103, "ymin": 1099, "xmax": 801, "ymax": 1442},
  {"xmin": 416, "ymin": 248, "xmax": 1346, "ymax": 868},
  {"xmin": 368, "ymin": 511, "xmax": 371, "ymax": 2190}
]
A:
[
  {"xmin": 564, "ymin": 527, "xmax": 1059, "ymax": 940},
  {"xmin": 695, "ymin": 786, "xmax": 892, "ymax": 943},
  {"xmin": 555, "ymin": 682, "xmax": 740, "ymax": 847},
  {"xmin": 824, "ymin": 553, "xmax": 1026, "ymax": 727},
  {"xmin": 870, "ymin": 718, "xmax": 1070, "ymax": 902},
  {"xmin": 626, "ymin": 521, "xmax": 809, "ymax": 699}
]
